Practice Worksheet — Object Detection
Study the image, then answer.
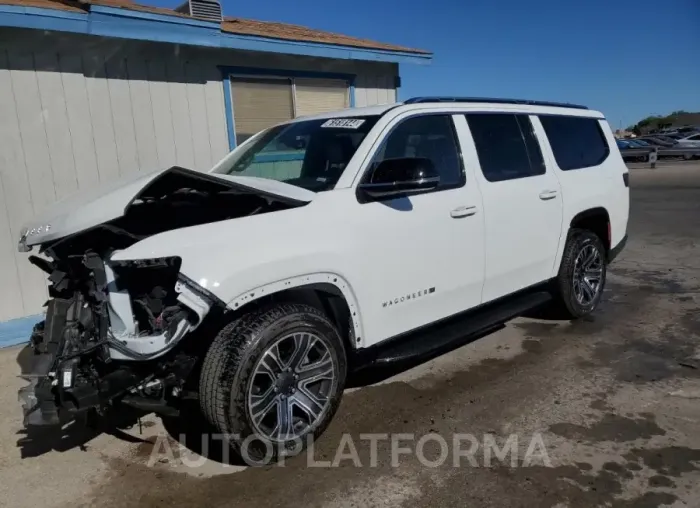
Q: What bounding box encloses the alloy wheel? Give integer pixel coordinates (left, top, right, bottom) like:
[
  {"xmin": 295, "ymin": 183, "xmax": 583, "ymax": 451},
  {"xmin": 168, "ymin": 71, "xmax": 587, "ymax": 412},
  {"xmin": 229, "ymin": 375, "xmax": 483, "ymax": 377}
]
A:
[
  {"xmin": 247, "ymin": 332, "xmax": 337, "ymax": 442},
  {"xmin": 573, "ymin": 243, "xmax": 603, "ymax": 305}
]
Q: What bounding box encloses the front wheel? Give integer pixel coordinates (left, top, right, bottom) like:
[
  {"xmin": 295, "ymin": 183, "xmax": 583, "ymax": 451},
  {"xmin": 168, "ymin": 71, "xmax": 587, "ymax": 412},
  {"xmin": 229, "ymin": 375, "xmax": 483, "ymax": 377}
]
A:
[
  {"xmin": 199, "ymin": 303, "xmax": 347, "ymax": 464},
  {"xmin": 552, "ymin": 229, "xmax": 607, "ymax": 319}
]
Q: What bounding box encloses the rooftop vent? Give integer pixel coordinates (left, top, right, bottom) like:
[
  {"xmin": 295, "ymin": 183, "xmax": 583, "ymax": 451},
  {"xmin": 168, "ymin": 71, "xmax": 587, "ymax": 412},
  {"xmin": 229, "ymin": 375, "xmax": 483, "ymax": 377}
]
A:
[{"xmin": 175, "ymin": 0, "xmax": 223, "ymax": 22}]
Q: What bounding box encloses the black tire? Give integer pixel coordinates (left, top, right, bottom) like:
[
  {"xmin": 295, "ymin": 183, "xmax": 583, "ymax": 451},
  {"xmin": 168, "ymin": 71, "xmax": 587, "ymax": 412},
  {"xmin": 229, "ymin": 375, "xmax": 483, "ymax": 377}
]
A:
[
  {"xmin": 199, "ymin": 302, "xmax": 347, "ymax": 464},
  {"xmin": 551, "ymin": 229, "xmax": 607, "ymax": 319}
]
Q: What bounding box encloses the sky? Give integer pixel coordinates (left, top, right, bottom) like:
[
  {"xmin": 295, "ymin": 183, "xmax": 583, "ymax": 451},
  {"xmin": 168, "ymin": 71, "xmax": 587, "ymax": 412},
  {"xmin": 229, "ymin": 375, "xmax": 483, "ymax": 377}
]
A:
[{"xmin": 149, "ymin": 0, "xmax": 700, "ymax": 129}]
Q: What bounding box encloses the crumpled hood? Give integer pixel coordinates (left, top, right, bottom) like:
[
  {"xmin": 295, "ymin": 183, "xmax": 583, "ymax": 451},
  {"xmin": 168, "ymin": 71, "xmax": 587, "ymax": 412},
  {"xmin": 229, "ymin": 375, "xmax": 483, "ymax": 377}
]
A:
[{"xmin": 19, "ymin": 167, "xmax": 316, "ymax": 249}]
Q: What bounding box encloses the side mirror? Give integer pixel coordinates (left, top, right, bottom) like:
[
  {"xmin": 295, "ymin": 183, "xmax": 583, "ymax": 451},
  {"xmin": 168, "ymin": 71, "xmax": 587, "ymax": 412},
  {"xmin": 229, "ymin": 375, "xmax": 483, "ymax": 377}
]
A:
[{"xmin": 359, "ymin": 157, "xmax": 440, "ymax": 199}]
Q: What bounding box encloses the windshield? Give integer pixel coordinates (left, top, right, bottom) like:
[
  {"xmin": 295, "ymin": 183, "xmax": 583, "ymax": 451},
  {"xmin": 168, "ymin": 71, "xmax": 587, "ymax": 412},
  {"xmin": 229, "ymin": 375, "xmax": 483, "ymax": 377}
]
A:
[{"xmin": 216, "ymin": 116, "xmax": 381, "ymax": 192}]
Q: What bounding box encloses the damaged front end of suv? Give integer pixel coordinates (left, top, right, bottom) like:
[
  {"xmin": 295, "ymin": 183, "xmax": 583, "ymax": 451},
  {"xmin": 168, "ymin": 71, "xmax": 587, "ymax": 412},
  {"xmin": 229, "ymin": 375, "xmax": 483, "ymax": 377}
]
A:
[{"xmin": 17, "ymin": 166, "xmax": 311, "ymax": 428}]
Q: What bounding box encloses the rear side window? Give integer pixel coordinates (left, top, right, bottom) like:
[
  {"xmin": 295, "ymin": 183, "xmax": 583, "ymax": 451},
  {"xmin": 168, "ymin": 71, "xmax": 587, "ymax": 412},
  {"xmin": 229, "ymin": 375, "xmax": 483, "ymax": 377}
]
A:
[
  {"xmin": 465, "ymin": 113, "xmax": 546, "ymax": 182},
  {"xmin": 539, "ymin": 116, "xmax": 610, "ymax": 170}
]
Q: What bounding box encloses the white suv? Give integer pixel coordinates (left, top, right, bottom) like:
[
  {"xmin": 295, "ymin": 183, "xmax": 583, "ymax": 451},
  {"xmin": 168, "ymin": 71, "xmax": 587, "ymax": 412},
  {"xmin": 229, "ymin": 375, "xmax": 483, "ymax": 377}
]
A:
[{"xmin": 17, "ymin": 97, "xmax": 629, "ymax": 462}]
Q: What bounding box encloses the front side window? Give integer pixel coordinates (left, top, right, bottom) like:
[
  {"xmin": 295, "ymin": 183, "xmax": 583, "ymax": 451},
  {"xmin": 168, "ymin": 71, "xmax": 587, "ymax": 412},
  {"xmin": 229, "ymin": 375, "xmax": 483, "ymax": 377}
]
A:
[
  {"xmin": 216, "ymin": 116, "xmax": 379, "ymax": 192},
  {"xmin": 465, "ymin": 113, "xmax": 546, "ymax": 182},
  {"xmin": 539, "ymin": 116, "xmax": 610, "ymax": 170},
  {"xmin": 369, "ymin": 114, "xmax": 464, "ymax": 189}
]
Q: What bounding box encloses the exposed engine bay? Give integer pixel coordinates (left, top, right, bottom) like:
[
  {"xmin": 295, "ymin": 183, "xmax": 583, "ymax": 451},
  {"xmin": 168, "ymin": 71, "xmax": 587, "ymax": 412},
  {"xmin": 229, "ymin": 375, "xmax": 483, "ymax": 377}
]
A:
[{"xmin": 18, "ymin": 167, "xmax": 305, "ymax": 427}]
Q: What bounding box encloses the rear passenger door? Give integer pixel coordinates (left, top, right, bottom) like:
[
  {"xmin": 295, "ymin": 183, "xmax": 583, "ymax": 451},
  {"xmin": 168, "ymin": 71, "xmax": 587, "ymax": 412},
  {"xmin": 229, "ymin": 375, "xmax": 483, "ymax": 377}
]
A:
[
  {"xmin": 538, "ymin": 115, "xmax": 624, "ymax": 260},
  {"xmin": 464, "ymin": 113, "xmax": 563, "ymax": 302}
]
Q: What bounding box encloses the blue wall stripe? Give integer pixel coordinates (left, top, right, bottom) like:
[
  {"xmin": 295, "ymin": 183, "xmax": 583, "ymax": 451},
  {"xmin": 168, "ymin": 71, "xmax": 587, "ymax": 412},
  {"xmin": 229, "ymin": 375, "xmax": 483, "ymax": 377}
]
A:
[
  {"xmin": 0, "ymin": 5, "xmax": 432, "ymax": 65},
  {"xmin": 349, "ymin": 77, "xmax": 357, "ymax": 108},
  {"xmin": 0, "ymin": 314, "xmax": 42, "ymax": 348},
  {"xmin": 222, "ymin": 76, "xmax": 236, "ymax": 150},
  {"xmin": 219, "ymin": 66, "xmax": 357, "ymax": 81}
]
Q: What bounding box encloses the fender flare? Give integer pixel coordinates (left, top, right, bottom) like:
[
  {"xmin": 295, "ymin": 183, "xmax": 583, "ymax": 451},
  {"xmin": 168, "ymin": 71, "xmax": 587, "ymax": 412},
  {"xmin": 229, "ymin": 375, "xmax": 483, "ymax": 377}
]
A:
[{"xmin": 226, "ymin": 272, "xmax": 365, "ymax": 348}]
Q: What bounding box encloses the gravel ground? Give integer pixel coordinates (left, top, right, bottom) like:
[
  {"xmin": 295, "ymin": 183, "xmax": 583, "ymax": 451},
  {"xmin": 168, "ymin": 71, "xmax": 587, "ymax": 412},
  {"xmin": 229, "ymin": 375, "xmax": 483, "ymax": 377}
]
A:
[{"xmin": 1, "ymin": 163, "xmax": 700, "ymax": 508}]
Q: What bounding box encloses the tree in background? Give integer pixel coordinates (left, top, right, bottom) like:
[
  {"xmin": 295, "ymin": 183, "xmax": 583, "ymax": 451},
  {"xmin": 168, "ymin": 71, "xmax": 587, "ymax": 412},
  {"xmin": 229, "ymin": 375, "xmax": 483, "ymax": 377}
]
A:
[{"xmin": 629, "ymin": 111, "xmax": 696, "ymax": 134}]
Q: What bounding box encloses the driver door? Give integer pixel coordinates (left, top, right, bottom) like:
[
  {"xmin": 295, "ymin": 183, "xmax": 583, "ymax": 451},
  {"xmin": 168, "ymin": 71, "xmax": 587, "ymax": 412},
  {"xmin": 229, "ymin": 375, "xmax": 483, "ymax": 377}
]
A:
[{"xmin": 345, "ymin": 113, "xmax": 486, "ymax": 344}]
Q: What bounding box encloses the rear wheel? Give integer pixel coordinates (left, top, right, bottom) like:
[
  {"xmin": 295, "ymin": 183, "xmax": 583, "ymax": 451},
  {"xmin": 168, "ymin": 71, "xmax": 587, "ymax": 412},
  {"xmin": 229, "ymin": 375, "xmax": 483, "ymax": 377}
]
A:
[
  {"xmin": 199, "ymin": 303, "xmax": 347, "ymax": 464},
  {"xmin": 552, "ymin": 229, "xmax": 607, "ymax": 319}
]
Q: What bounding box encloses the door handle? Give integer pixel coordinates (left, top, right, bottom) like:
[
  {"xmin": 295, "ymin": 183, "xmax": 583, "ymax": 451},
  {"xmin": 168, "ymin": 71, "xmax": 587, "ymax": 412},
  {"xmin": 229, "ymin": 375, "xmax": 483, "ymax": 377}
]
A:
[
  {"xmin": 450, "ymin": 206, "xmax": 478, "ymax": 218},
  {"xmin": 539, "ymin": 190, "xmax": 558, "ymax": 200}
]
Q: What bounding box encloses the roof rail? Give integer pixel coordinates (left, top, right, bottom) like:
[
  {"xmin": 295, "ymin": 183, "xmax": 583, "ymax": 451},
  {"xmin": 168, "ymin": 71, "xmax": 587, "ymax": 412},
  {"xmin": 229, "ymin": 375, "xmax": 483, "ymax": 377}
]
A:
[{"xmin": 403, "ymin": 96, "xmax": 589, "ymax": 110}]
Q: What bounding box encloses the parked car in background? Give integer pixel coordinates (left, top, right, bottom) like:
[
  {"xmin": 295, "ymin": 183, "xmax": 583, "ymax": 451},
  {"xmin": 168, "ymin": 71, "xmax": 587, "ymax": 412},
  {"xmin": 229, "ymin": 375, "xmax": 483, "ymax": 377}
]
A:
[
  {"xmin": 617, "ymin": 139, "xmax": 653, "ymax": 162},
  {"xmin": 628, "ymin": 139, "xmax": 652, "ymax": 147},
  {"xmin": 677, "ymin": 133, "xmax": 700, "ymax": 148},
  {"xmin": 626, "ymin": 137, "xmax": 697, "ymax": 161},
  {"xmin": 655, "ymin": 135, "xmax": 682, "ymax": 144},
  {"xmin": 639, "ymin": 136, "xmax": 676, "ymax": 147},
  {"xmin": 673, "ymin": 126, "xmax": 700, "ymax": 136},
  {"xmin": 642, "ymin": 135, "xmax": 699, "ymax": 160}
]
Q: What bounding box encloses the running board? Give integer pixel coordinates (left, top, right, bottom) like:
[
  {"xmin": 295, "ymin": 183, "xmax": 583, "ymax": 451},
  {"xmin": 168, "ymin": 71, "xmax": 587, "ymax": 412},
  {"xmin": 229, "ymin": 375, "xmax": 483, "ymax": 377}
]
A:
[{"xmin": 366, "ymin": 291, "xmax": 552, "ymax": 365}]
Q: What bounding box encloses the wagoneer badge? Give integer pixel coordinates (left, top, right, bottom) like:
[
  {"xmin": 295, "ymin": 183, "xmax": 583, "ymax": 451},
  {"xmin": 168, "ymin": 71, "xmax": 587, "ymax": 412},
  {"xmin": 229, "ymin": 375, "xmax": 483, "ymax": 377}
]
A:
[{"xmin": 382, "ymin": 287, "xmax": 435, "ymax": 308}]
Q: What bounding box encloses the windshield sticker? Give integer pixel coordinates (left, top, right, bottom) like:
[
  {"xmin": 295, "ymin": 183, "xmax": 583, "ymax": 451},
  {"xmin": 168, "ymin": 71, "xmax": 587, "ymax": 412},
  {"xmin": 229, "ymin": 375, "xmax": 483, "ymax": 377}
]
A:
[{"xmin": 321, "ymin": 118, "xmax": 366, "ymax": 129}]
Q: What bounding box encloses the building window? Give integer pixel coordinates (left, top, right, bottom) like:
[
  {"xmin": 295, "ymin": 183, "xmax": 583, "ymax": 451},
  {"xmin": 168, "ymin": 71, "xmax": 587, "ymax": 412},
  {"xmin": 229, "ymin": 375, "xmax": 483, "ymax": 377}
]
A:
[
  {"xmin": 230, "ymin": 76, "xmax": 350, "ymax": 146},
  {"xmin": 230, "ymin": 77, "xmax": 294, "ymax": 146}
]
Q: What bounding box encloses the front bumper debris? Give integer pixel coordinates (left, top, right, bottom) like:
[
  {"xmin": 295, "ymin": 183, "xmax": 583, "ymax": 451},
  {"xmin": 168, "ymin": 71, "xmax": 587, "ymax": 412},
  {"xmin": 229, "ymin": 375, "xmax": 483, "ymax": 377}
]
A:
[
  {"xmin": 18, "ymin": 320, "xmax": 61, "ymax": 426},
  {"xmin": 17, "ymin": 296, "xmax": 92, "ymax": 427},
  {"xmin": 17, "ymin": 263, "xmax": 216, "ymax": 428}
]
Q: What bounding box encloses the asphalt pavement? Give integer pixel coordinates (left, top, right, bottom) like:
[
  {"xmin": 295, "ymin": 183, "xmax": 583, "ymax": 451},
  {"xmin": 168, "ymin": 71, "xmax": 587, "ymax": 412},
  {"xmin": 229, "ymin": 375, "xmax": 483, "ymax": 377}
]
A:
[{"xmin": 1, "ymin": 163, "xmax": 699, "ymax": 508}]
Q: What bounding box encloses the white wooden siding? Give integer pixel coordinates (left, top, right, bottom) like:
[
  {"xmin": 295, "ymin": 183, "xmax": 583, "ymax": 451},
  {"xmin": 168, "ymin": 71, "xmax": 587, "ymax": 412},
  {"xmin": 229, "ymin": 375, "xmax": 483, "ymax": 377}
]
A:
[
  {"xmin": 354, "ymin": 74, "xmax": 397, "ymax": 107},
  {"xmin": 147, "ymin": 60, "xmax": 178, "ymax": 169},
  {"xmin": 0, "ymin": 46, "xmax": 230, "ymax": 321},
  {"xmin": 84, "ymin": 54, "xmax": 121, "ymax": 183},
  {"xmin": 127, "ymin": 58, "xmax": 160, "ymax": 174},
  {"xmin": 0, "ymin": 33, "xmax": 398, "ymax": 322},
  {"xmin": 60, "ymin": 54, "xmax": 101, "ymax": 190}
]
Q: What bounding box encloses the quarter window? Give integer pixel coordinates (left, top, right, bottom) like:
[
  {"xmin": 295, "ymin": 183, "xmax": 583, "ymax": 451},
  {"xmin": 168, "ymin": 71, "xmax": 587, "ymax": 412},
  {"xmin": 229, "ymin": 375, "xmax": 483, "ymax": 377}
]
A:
[
  {"xmin": 465, "ymin": 113, "xmax": 546, "ymax": 182},
  {"xmin": 370, "ymin": 115, "xmax": 464, "ymax": 189},
  {"xmin": 539, "ymin": 116, "xmax": 610, "ymax": 170}
]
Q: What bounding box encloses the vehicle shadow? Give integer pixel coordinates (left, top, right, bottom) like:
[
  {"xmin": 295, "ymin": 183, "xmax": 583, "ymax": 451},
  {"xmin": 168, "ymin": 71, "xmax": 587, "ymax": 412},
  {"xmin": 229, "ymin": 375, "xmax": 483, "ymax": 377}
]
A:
[
  {"xmin": 520, "ymin": 304, "xmax": 568, "ymax": 321},
  {"xmin": 159, "ymin": 399, "xmax": 249, "ymax": 467}
]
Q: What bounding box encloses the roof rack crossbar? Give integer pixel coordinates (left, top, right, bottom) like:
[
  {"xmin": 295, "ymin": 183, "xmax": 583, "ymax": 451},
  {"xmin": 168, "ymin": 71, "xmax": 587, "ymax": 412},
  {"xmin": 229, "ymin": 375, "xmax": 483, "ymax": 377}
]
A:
[{"xmin": 403, "ymin": 96, "xmax": 588, "ymax": 110}]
